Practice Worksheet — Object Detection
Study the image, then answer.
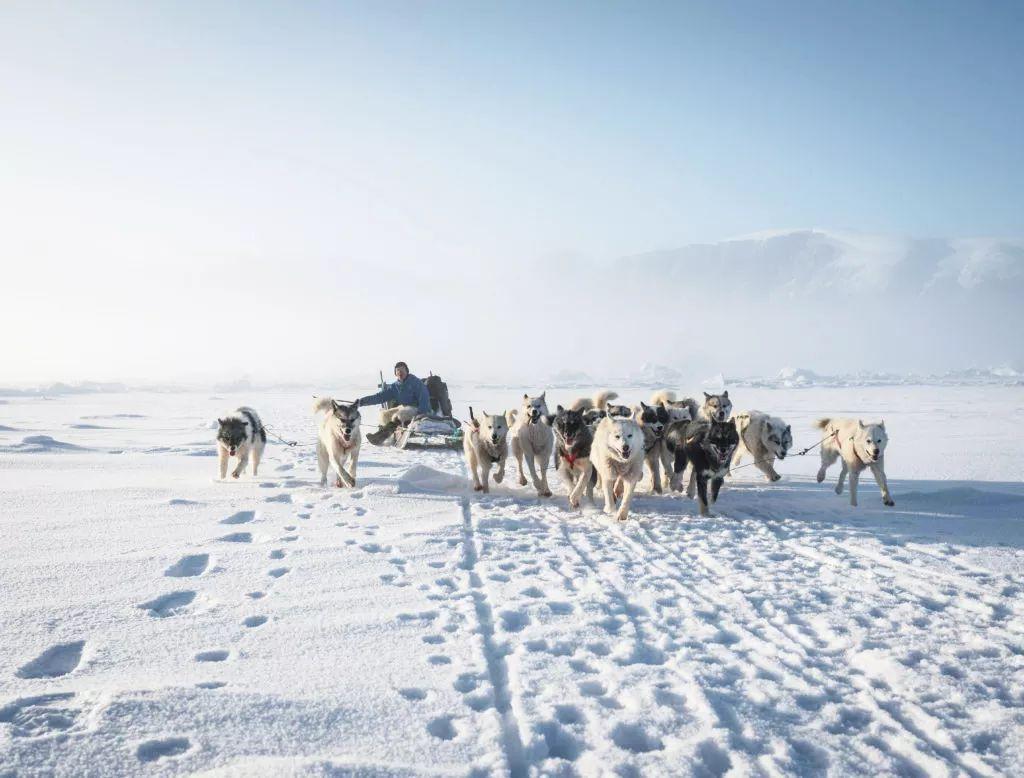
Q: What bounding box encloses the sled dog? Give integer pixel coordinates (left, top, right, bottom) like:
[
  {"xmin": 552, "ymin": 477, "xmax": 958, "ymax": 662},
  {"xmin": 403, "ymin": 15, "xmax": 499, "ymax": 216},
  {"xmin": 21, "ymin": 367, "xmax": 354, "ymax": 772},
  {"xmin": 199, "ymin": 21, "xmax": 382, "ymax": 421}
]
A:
[
  {"xmin": 815, "ymin": 417, "xmax": 894, "ymax": 507},
  {"xmin": 634, "ymin": 401, "xmax": 672, "ymax": 494},
  {"xmin": 670, "ymin": 419, "xmax": 739, "ymax": 516},
  {"xmin": 464, "ymin": 408, "xmax": 509, "ymax": 493},
  {"xmin": 313, "ymin": 398, "xmax": 362, "ymax": 488},
  {"xmin": 552, "ymin": 406, "xmax": 595, "ymax": 508},
  {"xmin": 591, "ymin": 413, "xmax": 645, "ymax": 522},
  {"xmin": 732, "ymin": 410, "xmax": 792, "ymax": 482},
  {"xmin": 507, "ymin": 392, "xmax": 555, "ymax": 497},
  {"xmin": 216, "ymin": 407, "xmax": 267, "ymax": 479}
]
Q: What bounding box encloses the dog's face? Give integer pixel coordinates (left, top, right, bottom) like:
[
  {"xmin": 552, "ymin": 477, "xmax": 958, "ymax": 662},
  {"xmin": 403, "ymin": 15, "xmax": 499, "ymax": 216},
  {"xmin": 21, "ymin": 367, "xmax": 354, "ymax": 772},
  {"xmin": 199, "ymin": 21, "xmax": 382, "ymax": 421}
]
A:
[
  {"xmin": 764, "ymin": 419, "xmax": 793, "ymax": 460},
  {"xmin": 695, "ymin": 419, "xmax": 739, "ymax": 467},
  {"xmin": 553, "ymin": 406, "xmax": 587, "ymax": 446},
  {"xmin": 635, "ymin": 402, "xmax": 670, "ymax": 437},
  {"xmin": 582, "ymin": 408, "xmax": 606, "ymax": 428},
  {"xmin": 332, "ymin": 400, "xmax": 361, "ymax": 443},
  {"xmin": 607, "ymin": 404, "xmax": 632, "ymax": 419},
  {"xmin": 664, "ymin": 403, "xmax": 693, "ymax": 425},
  {"xmin": 217, "ymin": 418, "xmax": 247, "ymax": 456},
  {"xmin": 703, "ymin": 391, "xmax": 732, "ymax": 422},
  {"xmin": 855, "ymin": 420, "xmax": 888, "ymax": 462},
  {"xmin": 475, "ymin": 411, "xmax": 508, "ymax": 446},
  {"xmin": 600, "ymin": 416, "xmax": 641, "ymax": 460},
  {"xmin": 520, "ymin": 392, "xmax": 549, "ymax": 424}
]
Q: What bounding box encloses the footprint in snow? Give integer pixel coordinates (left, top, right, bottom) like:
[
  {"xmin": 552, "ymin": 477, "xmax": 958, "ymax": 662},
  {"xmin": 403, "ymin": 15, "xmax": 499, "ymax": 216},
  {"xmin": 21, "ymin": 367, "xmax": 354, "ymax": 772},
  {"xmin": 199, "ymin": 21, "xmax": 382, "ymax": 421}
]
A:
[
  {"xmin": 217, "ymin": 532, "xmax": 252, "ymax": 543},
  {"xmin": 16, "ymin": 641, "xmax": 86, "ymax": 679},
  {"xmin": 195, "ymin": 649, "xmax": 229, "ymax": 663},
  {"xmin": 139, "ymin": 591, "xmax": 196, "ymax": 618},
  {"xmin": 427, "ymin": 716, "xmax": 457, "ymax": 741},
  {"xmin": 398, "ymin": 687, "xmax": 427, "ymax": 701},
  {"xmin": 427, "ymin": 654, "xmax": 451, "ymax": 665},
  {"xmin": 268, "ymin": 567, "xmax": 290, "ymax": 578},
  {"xmin": 247, "ymin": 591, "xmax": 266, "ymax": 599},
  {"xmin": 164, "ymin": 554, "xmax": 209, "ymax": 578},
  {"xmin": 221, "ymin": 510, "xmax": 256, "ymax": 525},
  {"xmin": 269, "ymin": 549, "xmax": 286, "ymax": 560},
  {"xmin": 196, "ymin": 681, "xmax": 226, "ymax": 690},
  {"xmin": 265, "ymin": 493, "xmax": 292, "ymax": 504},
  {"xmin": 137, "ymin": 736, "xmax": 191, "ymax": 763},
  {"xmin": 243, "ymin": 616, "xmax": 268, "ymax": 628}
]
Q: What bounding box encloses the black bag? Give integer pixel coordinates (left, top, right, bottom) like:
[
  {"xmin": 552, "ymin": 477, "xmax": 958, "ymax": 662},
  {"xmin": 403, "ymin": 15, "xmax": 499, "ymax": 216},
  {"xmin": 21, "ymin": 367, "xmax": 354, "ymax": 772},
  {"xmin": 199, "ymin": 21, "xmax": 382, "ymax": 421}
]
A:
[{"xmin": 425, "ymin": 374, "xmax": 453, "ymax": 418}]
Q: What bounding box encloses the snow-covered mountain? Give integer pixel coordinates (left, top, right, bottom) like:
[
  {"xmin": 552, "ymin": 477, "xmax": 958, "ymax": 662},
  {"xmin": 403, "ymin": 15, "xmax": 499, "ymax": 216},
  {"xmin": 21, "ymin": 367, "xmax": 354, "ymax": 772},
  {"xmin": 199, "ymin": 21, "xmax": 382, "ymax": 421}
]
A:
[
  {"xmin": 600, "ymin": 229, "xmax": 1023, "ymax": 378},
  {"xmin": 618, "ymin": 229, "xmax": 1024, "ymax": 298}
]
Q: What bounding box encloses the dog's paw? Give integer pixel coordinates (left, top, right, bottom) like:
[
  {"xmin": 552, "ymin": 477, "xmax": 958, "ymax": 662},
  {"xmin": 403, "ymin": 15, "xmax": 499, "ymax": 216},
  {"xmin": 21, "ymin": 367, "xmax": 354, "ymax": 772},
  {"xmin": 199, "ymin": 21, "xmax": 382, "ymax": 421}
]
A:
[
  {"xmin": 539, "ymin": 489, "xmax": 552, "ymax": 498},
  {"xmin": 493, "ymin": 472, "xmax": 504, "ymax": 483},
  {"xmin": 884, "ymin": 498, "xmax": 895, "ymax": 507},
  {"xmin": 568, "ymin": 497, "xmax": 580, "ymax": 509},
  {"xmin": 335, "ymin": 478, "xmax": 344, "ymax": 488},
  {"xmin": 473, "ymin": 484, "xmax": 483, "ymax": 492},
  {"xmin": 518, "ymin": 476, "xmax": 528, "ymax": 486},
  {"xmin": 614, "ymin": 511, "xmax": 629, "ymax": 523},
  {"xmin": 816, "ymin": 471, "xmax": 826, "ymax": 483},
  {"xmin": 834, "ymin": 484, "xmax": 843, "ymax": 495},
  {"xmin": 771, "ymin": 473, "xmax": 782, "ymax": 482},
  {"xmin": 232, "ymin": 473, "xmax": 240, "ymax": 480}
]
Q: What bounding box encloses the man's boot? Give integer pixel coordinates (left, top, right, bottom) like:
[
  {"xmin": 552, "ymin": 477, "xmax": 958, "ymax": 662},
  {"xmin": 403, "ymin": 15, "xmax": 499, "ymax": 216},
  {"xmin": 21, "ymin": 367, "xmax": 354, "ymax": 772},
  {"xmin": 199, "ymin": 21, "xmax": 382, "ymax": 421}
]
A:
[{"xmin": 366, "ymin": 419, "xmax": 401, "ymax": 446}]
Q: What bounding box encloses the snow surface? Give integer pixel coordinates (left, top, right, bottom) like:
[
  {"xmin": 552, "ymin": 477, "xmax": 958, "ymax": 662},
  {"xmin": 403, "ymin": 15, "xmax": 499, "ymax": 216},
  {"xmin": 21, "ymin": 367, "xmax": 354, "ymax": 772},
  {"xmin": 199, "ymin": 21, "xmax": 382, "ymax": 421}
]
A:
[{"xmin": 1, "ymin": 386, "xmax": 1022, "ymax": 776}]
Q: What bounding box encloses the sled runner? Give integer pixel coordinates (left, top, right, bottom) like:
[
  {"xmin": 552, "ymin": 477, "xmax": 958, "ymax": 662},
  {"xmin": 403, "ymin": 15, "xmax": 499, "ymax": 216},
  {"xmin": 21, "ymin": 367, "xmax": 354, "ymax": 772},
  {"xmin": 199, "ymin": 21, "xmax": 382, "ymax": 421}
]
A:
[{"xmin": 378, "ymin": 370, "xmax": 463, "ymax": 450}]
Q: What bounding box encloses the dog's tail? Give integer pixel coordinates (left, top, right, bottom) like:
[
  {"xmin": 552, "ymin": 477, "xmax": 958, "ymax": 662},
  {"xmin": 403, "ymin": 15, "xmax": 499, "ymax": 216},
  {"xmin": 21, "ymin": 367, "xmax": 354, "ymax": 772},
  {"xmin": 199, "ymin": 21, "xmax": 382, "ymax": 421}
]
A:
[
  {"xmin": 312, "ymin": 396, "xmax": 335, "ymax": 415},
  {"xmin": 649, "ymin": 389, "xmax": 675, "ymax": 407},
  {"xmin": 814, "ymin": 417, "xmax": 831, "ymax": 431},
  {"xmin": 591, "ymin": 389, "xmax": 618, "ymax": 411},
  {"xmin": 505, "ymin": 409, "xmax": 518, "ymax": 427}
]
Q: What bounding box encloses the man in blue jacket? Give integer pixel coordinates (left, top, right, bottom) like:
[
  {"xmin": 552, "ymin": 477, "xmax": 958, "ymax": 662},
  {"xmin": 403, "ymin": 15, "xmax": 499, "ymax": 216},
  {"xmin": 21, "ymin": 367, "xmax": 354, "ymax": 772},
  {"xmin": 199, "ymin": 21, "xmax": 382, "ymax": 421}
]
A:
[{"xmin": 360, "ymin": 361, "xmax": 432, "ymax": 444}]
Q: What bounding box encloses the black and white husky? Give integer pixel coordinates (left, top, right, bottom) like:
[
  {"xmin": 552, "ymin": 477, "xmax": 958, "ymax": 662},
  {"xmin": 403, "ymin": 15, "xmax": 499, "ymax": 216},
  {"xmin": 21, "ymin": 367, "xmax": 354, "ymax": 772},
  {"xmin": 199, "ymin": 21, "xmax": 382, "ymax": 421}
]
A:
[
  {"xmin": 572, "ymin": 390, "xmax": 630, "ymax": 430},
  {"xmin": 463, "ymin": 408, "xmax": 509, "ymax": 493},
  {"xmin": 216, "ymin": 407, "xmax": 267, "ymax": 479},
  {"xmin": 633, "ymin": 402, "xmax": 672, "ymax": 494},
  {"xmin": 313, "ymin": 398, "xmax": 361, "ymax": 488},
  {"xmin": 669, "ymin": 418, "xmax": 739, "ymax": 516},
  {"xmin": 552, "ymin": 406, "xmax": 595, "ymax": 509},
  {"xmin": 507, "ymin": 392, "xmax": 555, "ymax": 497}
]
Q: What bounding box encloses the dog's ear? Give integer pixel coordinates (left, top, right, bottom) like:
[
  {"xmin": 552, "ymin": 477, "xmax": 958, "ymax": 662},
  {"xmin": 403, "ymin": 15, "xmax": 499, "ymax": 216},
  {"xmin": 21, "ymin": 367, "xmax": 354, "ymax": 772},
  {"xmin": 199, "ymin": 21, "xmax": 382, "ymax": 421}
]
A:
[
  {"xmin": 704, "ymin": 392, "xmax": 712, "ymax": 400},
  {"xmin": 879, "ymin": 419, "xmax": 885, "ymax": 429},
  {"xmin": 523, "ymin": 393, "xmax": 528, "ymax": 400},
  {"xmin": 352, "ymin": 399, "xmax": 360, "ymax": 409},
  {"xmin": 858, "ymin": 419, "xmax": 865, "ymax": 429},
  {"xmin": 722, "ymin": 390, "xmax": 729, "ymax": 398},
  {"xmin": 557, "ymin": 404, "xmax": 565, "ymax": 414},
  {"xmin": 331, "ymin": 400, "xmax": 340, "ymax": 413},
  {"xmin": 479, "ymin": 409, "xmax": 488, "ymax": 419},
  {"xmin": 785, "ymin": 425, "xmax": 791, "ymax": 433},
  {"xmin": 640, "ymin": 401, "xmax": 649, "ymax": 410}
]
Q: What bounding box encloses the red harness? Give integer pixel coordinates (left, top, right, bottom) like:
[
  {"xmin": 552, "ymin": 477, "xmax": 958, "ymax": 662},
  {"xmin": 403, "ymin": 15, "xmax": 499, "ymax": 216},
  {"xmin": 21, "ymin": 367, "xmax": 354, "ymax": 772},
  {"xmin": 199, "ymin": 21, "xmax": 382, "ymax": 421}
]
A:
[{"xmin": 563, "ymin": 451, "xmax": 580, "ymax": 468}]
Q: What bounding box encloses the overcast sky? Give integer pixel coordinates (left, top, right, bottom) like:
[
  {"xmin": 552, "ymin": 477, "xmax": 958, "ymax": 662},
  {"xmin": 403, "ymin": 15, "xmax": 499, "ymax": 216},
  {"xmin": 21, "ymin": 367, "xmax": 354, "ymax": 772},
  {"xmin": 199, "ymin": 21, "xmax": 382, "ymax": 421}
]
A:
[{"xmin": 2, "ymin": 1, "xmax": 1022, "ymax": 384}]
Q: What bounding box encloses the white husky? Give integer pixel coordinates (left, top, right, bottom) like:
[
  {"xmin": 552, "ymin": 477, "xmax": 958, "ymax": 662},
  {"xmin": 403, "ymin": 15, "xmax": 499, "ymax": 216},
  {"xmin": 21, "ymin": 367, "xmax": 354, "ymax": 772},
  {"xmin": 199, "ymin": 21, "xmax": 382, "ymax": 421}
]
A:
[
  {"xmin": 313, "ymin": 398, "xmax": 362, "ymax": 488},
  {"xmin": 590, "ymin": 413, "xmax": 645, "ymax": 522},
  {"xmin": 507, "ymin": 392, "xmax": 555, "ymax": 497},
  {"xmin": 463, "ymin": 409, "xmax": 509, "ymax": 493},
  {"xmin": 732, "ymin": 410, "xmax": 793, "ymax": 482},
  {"xmin": 216, "ymin": 407, "xmax": 267, "ymax": 479},
  {"xmin": 815, "ymin": 417, "xmax": 894, "ymax": 507}
]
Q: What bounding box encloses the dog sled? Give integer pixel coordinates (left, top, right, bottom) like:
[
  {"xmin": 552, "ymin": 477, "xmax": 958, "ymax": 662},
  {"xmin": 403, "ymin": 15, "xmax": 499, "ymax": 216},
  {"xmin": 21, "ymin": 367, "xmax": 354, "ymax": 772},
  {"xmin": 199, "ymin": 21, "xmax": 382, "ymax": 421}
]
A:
[{"xmin": 377, "ymin": 370, "xmax": 463, "ymax": 450}]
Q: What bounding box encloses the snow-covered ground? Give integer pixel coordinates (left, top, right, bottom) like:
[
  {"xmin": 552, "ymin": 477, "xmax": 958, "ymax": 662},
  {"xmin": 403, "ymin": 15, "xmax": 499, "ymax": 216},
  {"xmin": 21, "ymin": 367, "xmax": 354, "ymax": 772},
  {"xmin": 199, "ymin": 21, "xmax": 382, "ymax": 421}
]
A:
[{"xmin": 1, "ymin": 385, "xmax": 1022, "ymax": 776}]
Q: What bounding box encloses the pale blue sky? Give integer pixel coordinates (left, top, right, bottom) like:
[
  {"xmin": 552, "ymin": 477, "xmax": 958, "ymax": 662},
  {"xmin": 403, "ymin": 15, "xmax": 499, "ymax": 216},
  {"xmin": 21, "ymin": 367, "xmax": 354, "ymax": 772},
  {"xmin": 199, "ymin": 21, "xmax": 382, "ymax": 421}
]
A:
[{"xmin": 1, "ymin": 1, "xmax": 1022, "ymax": 381}]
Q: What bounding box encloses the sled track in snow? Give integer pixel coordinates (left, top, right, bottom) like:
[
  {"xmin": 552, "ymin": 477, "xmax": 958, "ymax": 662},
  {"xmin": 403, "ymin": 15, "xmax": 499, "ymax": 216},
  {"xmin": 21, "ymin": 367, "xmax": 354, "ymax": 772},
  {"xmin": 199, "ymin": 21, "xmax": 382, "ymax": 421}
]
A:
[{"xmin": 459, "ymin": 495, "xmax": 528, "ymax": 777}]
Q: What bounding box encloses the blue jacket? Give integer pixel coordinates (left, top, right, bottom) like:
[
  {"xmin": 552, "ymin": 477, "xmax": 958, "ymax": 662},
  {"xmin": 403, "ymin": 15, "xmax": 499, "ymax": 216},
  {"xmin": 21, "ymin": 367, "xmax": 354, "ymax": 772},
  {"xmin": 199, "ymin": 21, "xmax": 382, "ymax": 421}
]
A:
[{"xmin": 358, "ymin": 374, "xmax": 432, "ymax": 414}]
